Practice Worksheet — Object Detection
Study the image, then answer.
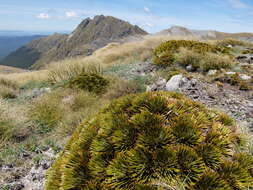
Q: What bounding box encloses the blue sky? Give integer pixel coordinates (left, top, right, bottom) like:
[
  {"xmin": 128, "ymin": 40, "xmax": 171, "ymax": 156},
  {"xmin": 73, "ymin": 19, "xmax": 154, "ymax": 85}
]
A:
[{"xmin": 0, "ymin": 0, "xmax": 253, "ymax": 34}]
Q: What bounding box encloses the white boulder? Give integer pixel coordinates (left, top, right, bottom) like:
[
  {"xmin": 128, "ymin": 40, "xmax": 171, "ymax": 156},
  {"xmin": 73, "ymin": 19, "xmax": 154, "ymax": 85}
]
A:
[
  {"xmin": 240, "ymin": 74, "xmax": 251, "ymax": 80},
  {"xmin": 165, "ymin": 74, "xmax": 187, "ymax": 92}
]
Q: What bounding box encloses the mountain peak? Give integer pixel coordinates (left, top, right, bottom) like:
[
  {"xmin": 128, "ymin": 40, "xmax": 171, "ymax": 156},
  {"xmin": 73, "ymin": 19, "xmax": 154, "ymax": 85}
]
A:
[{"xmin": 1, "ymin": 15, "xmax": 148, "ymax": 69}]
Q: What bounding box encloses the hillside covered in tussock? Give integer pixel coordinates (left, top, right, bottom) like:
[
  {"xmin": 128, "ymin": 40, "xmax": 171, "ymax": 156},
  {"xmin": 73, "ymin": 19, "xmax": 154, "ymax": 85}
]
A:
[
  {"xmin": 0, "ymin": 29, "xmax": 253, "ymax": 189},
  {"xmin": 0, "ymin": 15, "xmax": 147, "ymax": 69}
]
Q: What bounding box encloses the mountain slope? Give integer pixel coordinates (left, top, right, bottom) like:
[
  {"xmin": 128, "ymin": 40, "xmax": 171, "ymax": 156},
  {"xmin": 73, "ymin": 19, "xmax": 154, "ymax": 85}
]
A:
[
  {"xmin": 0, "ymin": 35, "xmax": 44, "ymax": 60},
  {"xmin": 1, "ymin": 15, "xmax": 148, "ymax": 69},
  {"xmin": 159, "ymin": 26, "xmax": 253, "ymax": 41},
  {"xmin": 1, "ymin": 34, "xmax": 66, "ymax": 69}
]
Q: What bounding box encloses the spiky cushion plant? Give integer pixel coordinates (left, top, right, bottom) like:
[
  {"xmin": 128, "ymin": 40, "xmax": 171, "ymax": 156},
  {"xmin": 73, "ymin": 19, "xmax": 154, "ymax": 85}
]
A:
[{"xmin": 46, "ymin": 92, "xmax": 253, "ymax": 190}]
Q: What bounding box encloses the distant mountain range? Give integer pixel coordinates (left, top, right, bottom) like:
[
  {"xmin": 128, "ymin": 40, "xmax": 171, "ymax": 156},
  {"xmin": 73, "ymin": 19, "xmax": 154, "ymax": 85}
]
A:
[
  {"xmin": 0, "ymin": 30, "xmax": 69, "ymax": 36},
  {"xmin": 158, "ymin": 26, "xmax": 253, "ymax": 41},
  {"xmin": 0, "ymin": 15, "xmax": 147, "ymax": 69},
  {"xmin": 0, "ymin": 35, "xmax": 45, "ymax": 60},
  {"xmin": 1, "ymin": 16, "xmax": 253, "ymax": 69}
]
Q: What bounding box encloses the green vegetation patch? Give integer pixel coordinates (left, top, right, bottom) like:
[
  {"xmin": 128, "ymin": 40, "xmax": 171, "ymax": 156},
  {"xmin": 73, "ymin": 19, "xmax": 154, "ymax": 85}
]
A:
[
  {"xmin": 69, "ymin": 73, "xmax": 109, "ymax": 94},
  {"xmin": 153, "ymin": 40, "xmax": 230, "ymax": 67},
  {"xmin": 174, "ymin": 49, "xmax": 234, "ymax": 72},
  {"xmin": 46, "ymin": 92, "xmax": 253, "ymax": 190},
  {"xmin": 216, "ymin": 39, "xmax": 253, "ymax": 48}
]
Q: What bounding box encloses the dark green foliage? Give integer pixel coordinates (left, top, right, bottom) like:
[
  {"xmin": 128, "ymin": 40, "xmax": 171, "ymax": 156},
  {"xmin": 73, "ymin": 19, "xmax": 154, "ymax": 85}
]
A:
[
  {"xmin": 191, "ymin": 171, "xmax": 230, "ymax": 190},
  {"xmin": 69, "ymin": 73, "xmax": 109, "ymax": 94},
  {"xmin": 153, "ymin": 40, "xmax": 230, "ymax": 66},
  {"xmin": 176, "ymin": 145, "xmax": 205, "ymax": 186},
  {"xmin": 218, "ymin": 161, "xmax": 253, "ymax": 189},
  {"xmin": 196, "ymin": 144, "xmax": 223, "ymax": 169},
  {"xmin": 171, "ymin": 114, "xmax": 203, "ymax": 146},
  {"xmin": 233, "ymin": 153, "xmax": 253, "ymax": 177},
  {"xmin": 46, "ymin": 92, "xmax": 253, "ymax": 190},
  {"xmin": 1, "ymin": 46, "xmax": 41, "ymax": 69},
  {"xmin": 0, "ymin": 35, "xmax": 43, "ymax": 60}
]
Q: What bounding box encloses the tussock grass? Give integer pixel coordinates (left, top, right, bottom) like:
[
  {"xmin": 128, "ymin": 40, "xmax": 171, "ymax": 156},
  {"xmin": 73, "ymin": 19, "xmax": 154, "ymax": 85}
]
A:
[
  {"xmin": 28, "ymin": 95, "xmax": 64, "ymax": 134},
  {"xmin": 0, "ymin": 35, "xmax": 252, "ymax": 185},
  {"xmin": 45, "ymin": 35, "xmax": 196, "ymax": 83},
  {"xmin": 0, "ymin": 35, "xmax": 194, "ymax": 85},
  {"xmin": 175, "ymin": 48, "xmax": 235, "ymax": 72},
  {"xmin": 103, "ymin": 76, "xmax": 139, "ymax": 100},
  {"xmin": 28, "ymin": 87, "xmax": 107, "ymax": 136},
  {"xmin": 47, "ymin": 57, "xmax": 102, "ymax": 83},
  {"xmin": 0, "ymin": 78, "xmax": 19, "ymax": 99},
  {"xmin": 216, "ymin": 38, "xmax": 253, "ymax": 48},
  {"xmin": 0, "ymin": 99, "xmax": 30, "ymax": 147},
  {"xmin": 0, "ymin": 70, "xmax": 48, "ymax": 86}
]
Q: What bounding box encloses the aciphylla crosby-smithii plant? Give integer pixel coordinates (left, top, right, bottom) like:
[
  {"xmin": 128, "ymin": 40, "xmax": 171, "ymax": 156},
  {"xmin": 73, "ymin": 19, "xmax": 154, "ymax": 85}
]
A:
[{"xmin": 45, "ymin": 92, "xmax": 253, "ymax": 190}]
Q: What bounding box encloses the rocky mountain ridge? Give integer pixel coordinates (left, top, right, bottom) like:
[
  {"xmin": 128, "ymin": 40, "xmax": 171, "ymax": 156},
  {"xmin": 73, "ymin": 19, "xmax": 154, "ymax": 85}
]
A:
[{"xmin": 1, "ymin": 15, "xmax": 147, "ymax": 69}]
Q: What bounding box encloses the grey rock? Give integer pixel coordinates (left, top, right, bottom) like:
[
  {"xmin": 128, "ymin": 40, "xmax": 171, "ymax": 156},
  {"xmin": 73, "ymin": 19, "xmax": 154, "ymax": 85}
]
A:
[
  {"xmin": 186, "ymin": 65, "xmax": 194, "ymax": 72},
  {"xmin": 146, "ymin": 77, "xmax": 166, "ymax": 92},
  {"xmin": 7, "ymin": 183, "xmax": 24, "ymax": 190},
  {"xmin": 239, "ymin": 74, "xmax": 251, "ymax": 80},
  {"xmin": 165, "ymin": 74, "xmax": 186, "ymax": 92},
  {"xmin": 226, "ymin": 72, "xmax": 236, "ymax": 75},
  {"xmin": 236, "ymin": 55, "xmax": 253, "ymax": 64},
  {"xmin": 207, "ymin": 70, "xmax": 217, "ymax": 76}
]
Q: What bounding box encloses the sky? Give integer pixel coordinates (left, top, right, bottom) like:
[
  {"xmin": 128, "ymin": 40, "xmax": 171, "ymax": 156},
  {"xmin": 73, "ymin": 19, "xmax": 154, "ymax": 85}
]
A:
[{"xmin": 0, "ymin": 0, "xmax": 253, "ymax": 34}]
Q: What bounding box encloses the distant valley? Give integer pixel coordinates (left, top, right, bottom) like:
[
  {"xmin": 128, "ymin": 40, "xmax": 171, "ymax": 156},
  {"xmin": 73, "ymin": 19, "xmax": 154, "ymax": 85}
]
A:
[{"xmin": 0, "ymin": 35, "xmax": 45, "ymax": 60}]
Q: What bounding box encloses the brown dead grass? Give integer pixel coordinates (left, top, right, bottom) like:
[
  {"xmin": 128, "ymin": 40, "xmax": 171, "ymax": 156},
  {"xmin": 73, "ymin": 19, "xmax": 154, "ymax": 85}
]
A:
[{"xmin": 0, "ymin": 70, "xmax": 48, "ymax": 85}]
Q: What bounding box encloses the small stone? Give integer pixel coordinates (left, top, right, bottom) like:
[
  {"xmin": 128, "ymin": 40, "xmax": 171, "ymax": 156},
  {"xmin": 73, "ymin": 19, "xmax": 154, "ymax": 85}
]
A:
[
  {"xmin": 239, "ymin": 74, "xmax": 251, "ymax": 80},
  {"xmin": 165, "ymin": 74, "xmax": 185, "ymax": 92},
  {"xmin": 22, "ymin": 152, "xmax": 30, "ymax": 158},
  {"xmin": 226, "ymin": 72, "xmax": 236, "ymax": 75},
  {"xmin": 146, "ymin": 77, "xmax": 166, "ymax": 92},
  {"xmin": 186, "ymin": 65, "xmax": 194, "ymax": 72},
  {"xmin": 207, "ymin": 70, "xmax": 217, "ymax": 76},
  {"xmin": 156, "ymin": 77, "xmax": 166, "ymax": 87},
  {"xmin": 44, "ymin": 88, "xmax": 51, "ymax": 93},
  {"xmin": 41, "ymin": 160, "xmax": 50, "ymax": 170}
]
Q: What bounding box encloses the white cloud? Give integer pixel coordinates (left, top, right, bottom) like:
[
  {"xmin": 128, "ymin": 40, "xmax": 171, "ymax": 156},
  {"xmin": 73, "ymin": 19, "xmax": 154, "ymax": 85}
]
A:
[
  {"xmin": 144, "ymin": 6, "xmax": 150, "ymax": 13},
  {"xmin": 227, "ymin": 0, "xmax": 249, "ymax": 8},
  {"xmin": 37, "ymin": 13, "xmax": 51, "ymax": 19},
  {"xmin": 144, "ymin": 22, "xmax": 154, "ymax": 27},
  {"xmin": 65, "ymin": 11, "xmax": 78, "ymax": 18}
]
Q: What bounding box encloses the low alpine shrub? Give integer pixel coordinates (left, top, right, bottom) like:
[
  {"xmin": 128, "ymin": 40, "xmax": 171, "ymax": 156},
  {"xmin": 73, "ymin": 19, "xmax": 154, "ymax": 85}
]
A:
[
  {"xmin": 69, "ymin": 73, "xmax": 109, "ymax": 94},
  {"xmin": 46, "ymin": 92, "xmax": 253, "ymax": 190},
  {"xmin": 153, "ymin": 40, "xmax": 230, "ymax": 66}
]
